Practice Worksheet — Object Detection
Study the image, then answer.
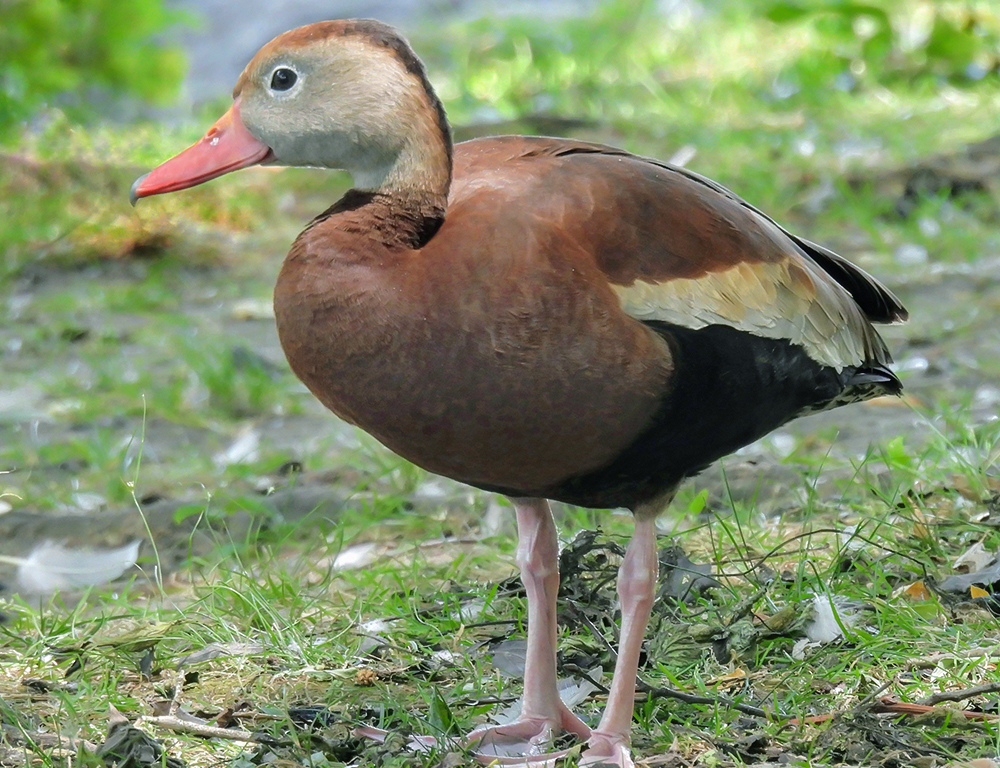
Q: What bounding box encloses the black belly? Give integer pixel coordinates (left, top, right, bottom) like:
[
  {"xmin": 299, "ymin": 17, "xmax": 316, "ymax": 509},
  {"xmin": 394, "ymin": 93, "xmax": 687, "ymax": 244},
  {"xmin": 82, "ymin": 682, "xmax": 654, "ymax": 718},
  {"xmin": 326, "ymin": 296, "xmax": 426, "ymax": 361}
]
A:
[{"xmin": 473, "ymin": 322, "xmax": 900, "ymax": 511}]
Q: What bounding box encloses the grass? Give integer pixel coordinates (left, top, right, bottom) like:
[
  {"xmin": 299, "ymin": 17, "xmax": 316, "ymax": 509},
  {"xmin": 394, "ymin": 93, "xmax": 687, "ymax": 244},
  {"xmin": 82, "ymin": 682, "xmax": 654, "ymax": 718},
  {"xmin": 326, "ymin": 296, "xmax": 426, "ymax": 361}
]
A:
[{"xmin": 2, "ymin": 0, "xmax": 1000, "ymax": 766}]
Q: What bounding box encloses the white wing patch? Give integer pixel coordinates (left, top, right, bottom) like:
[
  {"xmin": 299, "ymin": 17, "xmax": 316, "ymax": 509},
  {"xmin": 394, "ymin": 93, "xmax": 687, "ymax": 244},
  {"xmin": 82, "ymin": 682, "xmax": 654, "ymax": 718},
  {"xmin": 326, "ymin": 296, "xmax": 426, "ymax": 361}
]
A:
[{"xmin": 612, "ymin": 257, "xmax": 879, "ymax": 370}]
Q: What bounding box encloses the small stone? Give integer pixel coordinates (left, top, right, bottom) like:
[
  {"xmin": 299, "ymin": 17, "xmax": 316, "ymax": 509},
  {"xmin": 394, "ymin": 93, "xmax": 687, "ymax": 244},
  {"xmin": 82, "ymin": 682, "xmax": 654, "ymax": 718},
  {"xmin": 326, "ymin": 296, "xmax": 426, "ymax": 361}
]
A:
[
  {"xmin": 918, "ymin": 217, "xmax": 941, "ymax": 237},
  {"xmin": 894, "ymin": 243, "xmax": 928, "ymax": 266}
]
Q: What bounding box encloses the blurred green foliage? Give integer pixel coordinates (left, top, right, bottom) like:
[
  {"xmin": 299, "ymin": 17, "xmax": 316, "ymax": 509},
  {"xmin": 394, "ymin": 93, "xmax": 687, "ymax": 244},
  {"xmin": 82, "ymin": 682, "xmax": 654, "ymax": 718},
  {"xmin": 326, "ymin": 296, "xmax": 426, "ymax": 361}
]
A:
[
  {"xmin": 766, "ymin": 0, "xmax": 1000, "ymax": 85},
  {"xmin": 421, "ymin": 0, "xmax": 999, "ymax": 133},
  {"xmin": 422, "ymin": 0, "xmax": 676, "ymax": 125},
  {"xmin": 0, "ymin": 0, "xmax": 189, "ymax": 143}
]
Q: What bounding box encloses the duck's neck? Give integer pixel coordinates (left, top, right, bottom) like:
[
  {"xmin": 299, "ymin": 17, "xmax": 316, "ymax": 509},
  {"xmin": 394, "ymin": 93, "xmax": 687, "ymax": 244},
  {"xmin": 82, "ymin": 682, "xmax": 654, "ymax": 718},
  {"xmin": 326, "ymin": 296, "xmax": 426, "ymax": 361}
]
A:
[
  {"xmin": 317, "ymin": 149, "xmax": 446, "ymax": 248},
  {"xmin": 381, "ymin": 134, "xmax": 451, "ymax": 202},
  {"xmin": 355, "ymin": 92, "xmax": 452, "ymax": 209}
]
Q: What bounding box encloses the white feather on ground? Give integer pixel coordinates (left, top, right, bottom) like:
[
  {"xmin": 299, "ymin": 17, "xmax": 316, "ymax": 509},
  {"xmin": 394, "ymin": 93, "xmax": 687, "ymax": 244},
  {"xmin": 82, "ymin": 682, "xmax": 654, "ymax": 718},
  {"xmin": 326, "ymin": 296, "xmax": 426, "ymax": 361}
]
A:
[
  {"xmin": 0, "ymin": 540, "xmax": 141, "ymax": 594},
  {"xmin": 806, "ymin": 594, "xmax": 861, "ymax": 643}
]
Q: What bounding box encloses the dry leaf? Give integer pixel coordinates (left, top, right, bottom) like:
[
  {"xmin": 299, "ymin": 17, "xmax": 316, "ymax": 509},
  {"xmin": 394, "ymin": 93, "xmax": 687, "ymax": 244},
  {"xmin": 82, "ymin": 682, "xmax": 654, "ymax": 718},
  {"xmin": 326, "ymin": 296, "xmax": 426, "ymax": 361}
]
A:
[
  {"xmin": 895, "ymin": 580, "xmax": 932, "ymax": 601},
  {"xmin": 707, "ymin": 668, "xmax": 748, "ymax": 689}
]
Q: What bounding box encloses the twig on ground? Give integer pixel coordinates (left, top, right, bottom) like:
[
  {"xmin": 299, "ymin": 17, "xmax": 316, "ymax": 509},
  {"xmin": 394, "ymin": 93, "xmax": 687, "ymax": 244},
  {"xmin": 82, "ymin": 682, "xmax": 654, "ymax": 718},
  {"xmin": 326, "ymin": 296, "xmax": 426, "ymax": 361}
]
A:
[
  {"xmin": 874, "ymin": 697, "xmax": 1000, "ymax": 722},
  {"xmin": 1, "ymin": 724, "xmax": 99, "ymax": 754},
  {"xmin": 789, "ymin": 695, "xmax": 1000, "ymax": 727},
  {"xmin": 567, "ymin": 663, "xmax": 774, "ymax": 719},
  {"xmin": 454, "ymin": 694, "xmax": 520, "ymax": 707},
  {"xmin": 137, "ymin": 667, "xmax": 280, "ymax": 744},
  {"xmin": 637, "ymin": 680, "xmax": 776, "ymax": 720},
  {"xmin": 140, "ymin": 714, "xmax": 271, "ymax": 743},
  {"xmin": 574, "ymin": 610, "xmax": 618, "ymax": 664},
  {"xmin": 571, "ymin": 610, "xmax": 779, "ymax": 720},
  {"xmin": 228, "ymin": 711, "xmax": 286, "ymax": 722},
  {"xmin": 786, "ymin": 679, "xmax": 895, "ymax": 726},
  {"xmin": 917, "ymin": 681, "xmax": 1000, "ymax": 706}
]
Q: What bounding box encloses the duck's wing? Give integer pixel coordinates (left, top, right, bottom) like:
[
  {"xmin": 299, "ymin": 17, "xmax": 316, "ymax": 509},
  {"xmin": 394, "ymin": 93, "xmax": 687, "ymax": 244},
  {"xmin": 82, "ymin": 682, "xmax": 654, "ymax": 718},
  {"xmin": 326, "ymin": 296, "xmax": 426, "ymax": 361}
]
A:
[
  {"xmin": 648, "ymin": 154, "xmax": 907, "ymax": 326},
  {"xmin": 453, "ymin": 137, "xmax": 905, "ymax": 371}
]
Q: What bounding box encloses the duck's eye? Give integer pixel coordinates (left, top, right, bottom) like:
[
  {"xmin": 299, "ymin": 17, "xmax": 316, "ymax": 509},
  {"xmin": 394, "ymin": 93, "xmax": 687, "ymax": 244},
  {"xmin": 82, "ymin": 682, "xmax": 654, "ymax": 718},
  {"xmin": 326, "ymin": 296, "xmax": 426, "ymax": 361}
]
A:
[{"xmin": 270, "ymin": 68, "xmax": 297, "ymax": 91}]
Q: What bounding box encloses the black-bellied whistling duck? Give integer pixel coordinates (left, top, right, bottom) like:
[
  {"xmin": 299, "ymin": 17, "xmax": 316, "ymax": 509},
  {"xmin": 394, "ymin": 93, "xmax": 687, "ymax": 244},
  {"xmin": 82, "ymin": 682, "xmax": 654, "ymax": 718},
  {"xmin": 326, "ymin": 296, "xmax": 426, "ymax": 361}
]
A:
[{"xmin": 132, "ymin": 19, "xmax": 907, "ymax": 767}]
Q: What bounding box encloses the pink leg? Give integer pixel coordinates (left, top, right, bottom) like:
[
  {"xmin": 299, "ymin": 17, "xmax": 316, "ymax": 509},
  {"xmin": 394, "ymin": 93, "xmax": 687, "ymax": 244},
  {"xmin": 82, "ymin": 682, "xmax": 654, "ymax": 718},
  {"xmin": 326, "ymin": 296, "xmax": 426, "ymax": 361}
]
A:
[
  {"xmin": 469, "ymin": 498, "xmax": 591, "ymax": 759},
  {"xmin": 581, "ymin": 510, "xmax": 660, "ymax": 768}
]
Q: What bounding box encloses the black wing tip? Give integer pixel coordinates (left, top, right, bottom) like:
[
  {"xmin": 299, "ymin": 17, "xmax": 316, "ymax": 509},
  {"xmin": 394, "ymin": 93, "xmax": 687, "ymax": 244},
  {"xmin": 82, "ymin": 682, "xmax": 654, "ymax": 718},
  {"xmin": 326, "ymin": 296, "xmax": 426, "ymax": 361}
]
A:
[
  {"xmin": 793, "ymin": 236, "xmax": 909, "ymax": 325},
  {"xmin": 867, "ymin": 290, "xmax": 909, "ymax": 325},
  {"xmin": 887, "ymin": 304, "xmax": 909, "ymax": 324}
]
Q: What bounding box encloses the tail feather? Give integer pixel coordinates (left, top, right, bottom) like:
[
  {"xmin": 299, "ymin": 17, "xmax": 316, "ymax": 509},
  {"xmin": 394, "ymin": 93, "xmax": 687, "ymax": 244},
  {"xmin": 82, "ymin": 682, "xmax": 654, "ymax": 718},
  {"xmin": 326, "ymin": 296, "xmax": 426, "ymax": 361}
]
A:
[
  {"xmin": 847, "ymin": 365, "xmax": 903, "ymax": 395},
  {"xmin": 800, "ymin": 364, "xmax": 902, "ymax": 416}
]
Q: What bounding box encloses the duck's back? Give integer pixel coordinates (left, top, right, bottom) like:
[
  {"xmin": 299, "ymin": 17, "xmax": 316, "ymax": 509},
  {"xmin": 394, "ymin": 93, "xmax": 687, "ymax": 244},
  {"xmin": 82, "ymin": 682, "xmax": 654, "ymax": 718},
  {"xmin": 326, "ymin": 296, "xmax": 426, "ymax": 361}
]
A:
[{"xmin": 275, "ymin": 136, "xmax": 905, "ymax": 510}]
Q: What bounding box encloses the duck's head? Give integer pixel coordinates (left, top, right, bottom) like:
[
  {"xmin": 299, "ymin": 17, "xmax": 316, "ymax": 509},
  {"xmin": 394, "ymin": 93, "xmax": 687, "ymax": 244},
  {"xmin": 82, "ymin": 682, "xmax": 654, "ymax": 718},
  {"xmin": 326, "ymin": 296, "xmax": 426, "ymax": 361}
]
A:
[{"xmin": 131, "ymin": 20, "xmax": 451, "ymax": 205}]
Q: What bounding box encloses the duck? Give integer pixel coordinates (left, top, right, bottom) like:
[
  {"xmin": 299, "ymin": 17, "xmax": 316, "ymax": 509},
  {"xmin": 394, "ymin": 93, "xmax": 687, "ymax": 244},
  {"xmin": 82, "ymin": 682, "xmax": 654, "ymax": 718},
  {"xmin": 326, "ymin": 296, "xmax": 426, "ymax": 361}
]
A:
[{"xmin": 131, "ymin": 18, "xmax": 907, "ymax": 768}]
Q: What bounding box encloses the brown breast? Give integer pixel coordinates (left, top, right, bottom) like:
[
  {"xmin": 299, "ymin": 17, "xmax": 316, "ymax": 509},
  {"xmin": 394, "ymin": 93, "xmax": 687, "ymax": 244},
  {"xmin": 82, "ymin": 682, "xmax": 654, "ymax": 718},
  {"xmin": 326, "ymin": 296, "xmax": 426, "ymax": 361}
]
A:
[{"xmin": 273, "ymin": 146, "xmax": 674, "ymax": 494}]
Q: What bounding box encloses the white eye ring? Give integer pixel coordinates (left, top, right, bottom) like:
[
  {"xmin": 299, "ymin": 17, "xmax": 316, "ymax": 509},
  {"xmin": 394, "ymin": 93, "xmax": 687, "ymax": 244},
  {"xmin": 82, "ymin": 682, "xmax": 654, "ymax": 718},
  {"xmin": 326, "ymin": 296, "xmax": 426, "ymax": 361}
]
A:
[{"xmin": 267, "ymin": 65, "xmax": 301, "ymax": 95}]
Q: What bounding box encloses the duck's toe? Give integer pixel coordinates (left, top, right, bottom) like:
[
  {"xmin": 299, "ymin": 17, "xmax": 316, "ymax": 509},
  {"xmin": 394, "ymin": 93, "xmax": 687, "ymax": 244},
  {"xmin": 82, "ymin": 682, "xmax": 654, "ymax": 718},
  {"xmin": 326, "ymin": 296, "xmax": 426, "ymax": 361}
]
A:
[
  {"xmin": 466, "ymin": 702, "xmax": 591, "ymax": 763},
  {"xmin": 579, "ymin": 732, "xmax": 635, "ymax": 768}
]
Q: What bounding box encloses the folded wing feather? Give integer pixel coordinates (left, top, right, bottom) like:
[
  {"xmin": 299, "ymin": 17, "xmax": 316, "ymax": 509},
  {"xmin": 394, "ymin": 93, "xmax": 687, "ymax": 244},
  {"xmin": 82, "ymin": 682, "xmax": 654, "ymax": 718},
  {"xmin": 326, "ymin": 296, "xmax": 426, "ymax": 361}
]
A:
[{"xmin": 610, "ymin": 217, "xmax": 891, "ymax": 370}]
